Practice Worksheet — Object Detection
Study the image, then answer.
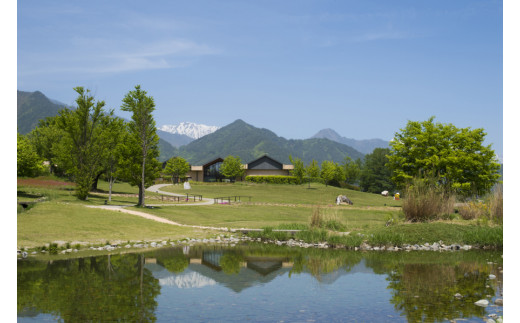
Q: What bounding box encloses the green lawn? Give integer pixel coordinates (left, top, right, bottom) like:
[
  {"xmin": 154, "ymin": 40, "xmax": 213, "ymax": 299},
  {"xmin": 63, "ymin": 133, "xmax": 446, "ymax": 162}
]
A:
[
  {"xmin": 17, "ymin": 202, "xmax": 215, "ymax": 248},
  {"xmin": 130, "ymin": 203, "xmax": 396, "ymax": 230},
  {"xmin": 161, "ymin": 181, "xmax": 402, "ymax": 207}
]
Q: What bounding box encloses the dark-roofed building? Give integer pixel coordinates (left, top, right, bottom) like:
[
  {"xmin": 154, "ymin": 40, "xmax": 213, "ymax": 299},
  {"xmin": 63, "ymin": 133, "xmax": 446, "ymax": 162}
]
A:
[
  {"xmin": 244, "ymin": 154, "xmax": 293, "ymax": 177},
  {"xmin": 186, "ymin": 155, "xmax": 294, "ymax": 182}
]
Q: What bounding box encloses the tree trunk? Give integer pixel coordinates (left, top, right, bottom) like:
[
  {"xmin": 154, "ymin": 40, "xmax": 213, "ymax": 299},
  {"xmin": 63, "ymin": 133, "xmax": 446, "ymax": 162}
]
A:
[
  {"xmin": 139, "ymin": 150, "xmax": 146, "ymax": 207},
  {"xmin": 108, "ymin": 175, "xmax": 113, "ymax": 202},
  {"xmin": 138, "ymin": 185, "xmax": 144, "ymax": 207},
  {"xmin": 91, "ymin": 171, "xmax": 103, "ymax": 191}
]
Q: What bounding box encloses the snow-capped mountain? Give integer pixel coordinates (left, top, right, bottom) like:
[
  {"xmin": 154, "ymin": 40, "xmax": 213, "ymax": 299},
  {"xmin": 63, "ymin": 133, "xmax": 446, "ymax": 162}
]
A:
[{"xmin": 159, "ymin": 122, "xmax": 220, "ymax": 139}]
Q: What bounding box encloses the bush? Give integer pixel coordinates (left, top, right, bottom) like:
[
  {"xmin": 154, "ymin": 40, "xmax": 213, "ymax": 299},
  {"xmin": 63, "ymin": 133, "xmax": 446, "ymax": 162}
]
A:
[
  {"xmin": 458, "ymin": 201, "xmax": 488, "ymax": 220},
  {"xmin": 402, "ymin": 177, "xmax": 455, "ymax": 222},
  {"xmin": 245, "ymin": 175, "xmax": 299, "ymax": 184}
]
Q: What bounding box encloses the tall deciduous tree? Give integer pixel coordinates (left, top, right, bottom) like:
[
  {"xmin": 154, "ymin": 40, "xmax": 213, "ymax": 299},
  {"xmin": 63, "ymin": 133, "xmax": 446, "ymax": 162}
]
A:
[
  {"xmin": 320, "ymin": 160, "xmax": 345, "ymax": 187},
  {"xmin": 120, "ymin": 85, "xmax": 161, "ymax": 206},
  {"xmin": 342, "ymin": 156, "xmax": 362, "ymax": 185},
  {"xmin": 387, "ymin": 117, "xmax": 500, "ymax": 196},
  {"xmin": 220, "ymin": 155, "xmax": 245, "ymax": 182},
  {"xmin": 360, "ymin": 148, "xmax": 394, "ymax": 193},
  {"xmin": 164, "ymin": 157, "xmax": 191, "ymax": 184},
  {"xmin": 28, "ymin": 117, "xmax": 67, "ymax": 175},
  {"xmin": 305, "ymin": 159, "xmax": 320, "ymax": 188},
  {"xmin": 101, "ymin": 117, "xmax": 126, "ymax": 202},
  {"xmin": 289, "ymin": 155, "xmax": 305, "ymax": 184},
  {"xmin": 56, "ymin": 87, "xmax": 112, "ymax": 200}
]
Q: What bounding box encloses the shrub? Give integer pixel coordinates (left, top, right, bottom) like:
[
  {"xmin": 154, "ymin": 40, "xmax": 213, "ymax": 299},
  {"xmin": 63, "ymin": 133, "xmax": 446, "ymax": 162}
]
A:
[
  {"xmin": 458, "ymin": 201, "xmax": 487, "ymax": 220},
  {"xmin": 49, "ymin": 243, "xmax": 58, "ymax": 255},
  {"xmin": 245, "ymin": 175, "xmax": 299, "ymax": 184},
  {"xmin": 401, "ymin": 177, "xmax": 455, "ymax": 222}
]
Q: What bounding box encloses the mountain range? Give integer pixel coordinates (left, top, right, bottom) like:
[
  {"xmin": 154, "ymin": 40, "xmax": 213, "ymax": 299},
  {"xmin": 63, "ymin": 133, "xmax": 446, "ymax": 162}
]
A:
[
  {"xmin": 175, "ymin": 119, "xmax": 365, "ymax": 165},
  {"xmin": 311, "ymin": 128, "xmax": 389, "ymax": 155},
  {"xmin": 18, "ymin": 90, "xmax": 391, "ymax": 165}
]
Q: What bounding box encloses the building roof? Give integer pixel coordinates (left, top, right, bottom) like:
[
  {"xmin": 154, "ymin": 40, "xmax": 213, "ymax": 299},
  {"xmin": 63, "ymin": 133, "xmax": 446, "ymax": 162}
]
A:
[
  {"xmin": 247, "ymin": 155, "xmax": 284, "ymax": 170},
  {"xmin": 202, "ymin": 157, "xmax": 224, "ymax": 168}
]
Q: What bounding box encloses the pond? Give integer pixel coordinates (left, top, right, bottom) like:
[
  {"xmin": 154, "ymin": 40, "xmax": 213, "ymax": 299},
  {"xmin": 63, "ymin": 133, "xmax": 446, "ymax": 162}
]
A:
[{"xmin": 18, "ymin": 244, "xmax": 503, "ymax": 322}]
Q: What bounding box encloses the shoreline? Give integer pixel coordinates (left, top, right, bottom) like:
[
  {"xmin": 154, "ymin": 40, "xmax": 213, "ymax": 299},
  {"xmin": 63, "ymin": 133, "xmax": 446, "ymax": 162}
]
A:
[{"xmin": 17, "ymin": 233, "xmax": 502, "ymax": 260}]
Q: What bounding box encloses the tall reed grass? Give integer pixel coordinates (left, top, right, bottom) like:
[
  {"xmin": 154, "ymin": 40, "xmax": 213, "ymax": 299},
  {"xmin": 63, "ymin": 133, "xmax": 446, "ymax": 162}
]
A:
[{"xmin": 402, "ymin": 177, "xmax": 455, "ymax": 222}]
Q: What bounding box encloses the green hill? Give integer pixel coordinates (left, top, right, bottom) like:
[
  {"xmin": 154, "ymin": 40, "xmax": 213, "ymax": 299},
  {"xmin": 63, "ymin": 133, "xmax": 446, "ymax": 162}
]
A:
[
  {"xmin": 177, "ymin": 119, "xmax": 364, "ymax": 165},
  {"xmin": 17, "ymin": 91, "xmax": 68, "ymax": 134}
]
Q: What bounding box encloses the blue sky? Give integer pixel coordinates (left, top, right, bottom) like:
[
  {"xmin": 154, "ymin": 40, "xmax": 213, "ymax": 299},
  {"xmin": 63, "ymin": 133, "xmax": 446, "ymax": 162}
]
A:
[{"xmin": 16, "ymin": 0, "xmax": 503, "ymax": 159}]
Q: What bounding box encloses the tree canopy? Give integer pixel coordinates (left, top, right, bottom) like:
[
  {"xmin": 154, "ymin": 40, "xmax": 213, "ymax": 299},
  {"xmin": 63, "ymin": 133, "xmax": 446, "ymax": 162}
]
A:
[
  {"xmin": 360, "ymin": 148, "xmax": 395, "ymax": 194},
  {"xmin": 320, "ymin": 160, "xmax": 345, "ymax": 187},
  {"xmin": 387, "ymin": 117, "xmax": 500, "ymax": 196},
  {"xmin": 220, "ymin": 155, "xmax": 245, "ymax": 181},
  {"xmin": 164, "ymin": 156, "xmax": 191, "ymax": 184},
  {"xmin": 55, "ymin": 87, "xmax": 113, "ymax": 199},
  {"xmin": 17, "ymin": 133, "xmax": 44, "ymax": 177},
  {"xmin": 342, "ymin": 156, "xmax": 362, "ymax": 185},
  {"xmin": 289, "ymin": 155, "xmax": 305, "ymax": 184}
]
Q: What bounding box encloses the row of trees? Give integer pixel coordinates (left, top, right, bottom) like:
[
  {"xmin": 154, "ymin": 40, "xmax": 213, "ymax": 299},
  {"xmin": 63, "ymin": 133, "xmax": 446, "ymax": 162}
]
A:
[
  {"xmin": 21, "ymin": 85, "xmax": 161, "ymax": 206},
  {"xmin": 289, "ymin": 150, "xmax": 393, "ymax": 192},
  {"xmin": 289, "ymin": 117, "xmax": 500, "ymax": 197}
]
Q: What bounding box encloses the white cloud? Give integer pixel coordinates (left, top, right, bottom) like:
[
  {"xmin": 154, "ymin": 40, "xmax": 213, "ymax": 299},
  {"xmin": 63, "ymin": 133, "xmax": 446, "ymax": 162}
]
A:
[{"xmin": 19, "ymin": 37, "xmax": 219, "ymax": 76}]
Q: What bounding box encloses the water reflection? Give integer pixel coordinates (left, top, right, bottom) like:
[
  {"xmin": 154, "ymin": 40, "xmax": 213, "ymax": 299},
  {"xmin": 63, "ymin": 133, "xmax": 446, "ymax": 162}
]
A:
[
  {"xmin": 18, "ymin": 245, "xmax": 503, "ymax": 322},
  {"xmin": 18, "ymin": 254, "xmax": 160, "ymax": 322}
]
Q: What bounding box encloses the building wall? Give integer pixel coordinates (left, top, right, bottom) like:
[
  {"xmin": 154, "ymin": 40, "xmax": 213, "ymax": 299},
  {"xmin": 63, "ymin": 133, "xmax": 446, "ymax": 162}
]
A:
[{"xmin": 187, "ymin": 170, "xmax": 203, "ymax": 182}]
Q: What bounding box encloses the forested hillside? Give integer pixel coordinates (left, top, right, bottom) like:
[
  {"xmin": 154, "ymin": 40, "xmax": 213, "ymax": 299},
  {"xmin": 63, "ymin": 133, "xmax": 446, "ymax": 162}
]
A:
[{"xmin": 177, "ymin": 119, "xmax": 364, "ymax": 165}]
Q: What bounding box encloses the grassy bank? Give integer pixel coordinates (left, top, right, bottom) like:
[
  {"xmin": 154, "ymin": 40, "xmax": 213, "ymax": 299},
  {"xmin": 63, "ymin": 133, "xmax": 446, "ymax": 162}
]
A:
[{"xmin": 17, "ymin": 176, "xmax": 502, "ymax": 251}]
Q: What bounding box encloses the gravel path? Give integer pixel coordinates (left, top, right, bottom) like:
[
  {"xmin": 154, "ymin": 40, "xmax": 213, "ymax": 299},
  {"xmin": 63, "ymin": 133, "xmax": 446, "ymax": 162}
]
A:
[{"xmin": 86, "ymin": 184, "xmax": 227, "ymax": 231}]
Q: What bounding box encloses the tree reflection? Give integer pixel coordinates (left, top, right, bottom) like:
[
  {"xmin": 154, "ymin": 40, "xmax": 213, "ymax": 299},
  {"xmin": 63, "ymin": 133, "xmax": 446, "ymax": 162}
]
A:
[
  {"xmin": 18, "ymin": 254, "xmax": 160, "ymax": 322},
  {"xmin": 363, "ymin": 252, "xmax": 501, "ymax": 323},
  {"xmin": 220, "ymin": 252, "xmax": 245, "ymax": 274}
]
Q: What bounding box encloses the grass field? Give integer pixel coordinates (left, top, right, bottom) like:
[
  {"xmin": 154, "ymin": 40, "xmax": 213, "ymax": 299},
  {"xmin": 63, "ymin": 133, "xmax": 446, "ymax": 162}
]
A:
[
  {"xmin": 17, "ymin": 202, "xmax": 214, "ymax": 248},
  {"xmin": 160, "ymin": 181, "xmax": 403, "ymax": 207},
  {"xmin": 17, "ymin": 176, "xmax": 502, "ymax": 250},
  {"xmin": 130, "ymin": 204, "xmax": 396, "ymax": 230}
]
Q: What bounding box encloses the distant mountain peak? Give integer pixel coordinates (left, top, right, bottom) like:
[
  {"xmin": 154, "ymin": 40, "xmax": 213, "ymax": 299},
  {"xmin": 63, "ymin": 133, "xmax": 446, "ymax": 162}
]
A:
[
  {"xmin": 312, "ymin": 128, "xmax": 389, "ymax": 155},
  {"xmin": 159, "ymin": 122, "xmax": 220, "ymax": 139}
]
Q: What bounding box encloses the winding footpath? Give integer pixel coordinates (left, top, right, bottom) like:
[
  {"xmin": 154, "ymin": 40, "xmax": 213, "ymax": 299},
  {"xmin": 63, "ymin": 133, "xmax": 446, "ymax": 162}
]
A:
[{"xmin": 86, "ymin": 184, "xmax": 233, "ymax": 231}]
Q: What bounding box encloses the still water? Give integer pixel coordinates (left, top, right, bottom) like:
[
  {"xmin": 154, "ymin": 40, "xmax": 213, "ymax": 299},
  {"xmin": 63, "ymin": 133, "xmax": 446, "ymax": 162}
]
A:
[{"xmin": 18, "ymin": 244, "xmax": 503, "ymax": 322}]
